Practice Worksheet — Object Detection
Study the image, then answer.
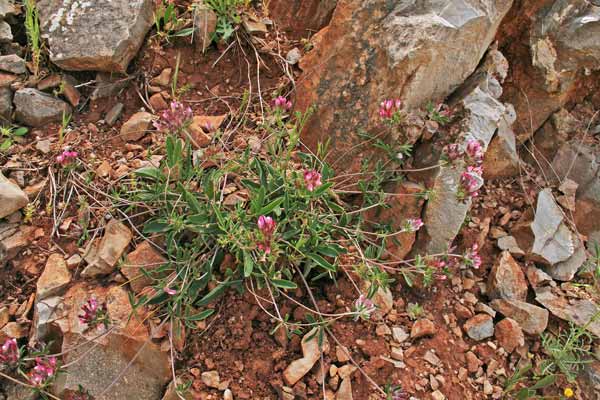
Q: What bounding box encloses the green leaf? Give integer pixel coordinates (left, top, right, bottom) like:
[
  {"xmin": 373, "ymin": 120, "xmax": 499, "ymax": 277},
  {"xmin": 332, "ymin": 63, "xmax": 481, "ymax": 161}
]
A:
[
  {"xmin": 135, "ymin": 167, "xmax": 162, "ymax": 180},
  {"xmin": 316, "ymin": 244, "xmax": 346, "ymax": 258},
  {"xmin": 12, "ymin": 127, "xmax": 28, "ymax": 136},
  {"xmin": 143, "ymin": 220, "xmax": 170, "ymax": 234},
  {"xmin": 271, "ymin": 279, "xmax": 297, "ymax": 290},
  {"xmin": 529, "ymin": 374, "xmax": 556, "ymax": 390},
  {"xmin": 258, "ymin": 197, "xmax": 284, "ymax": 215},
  {"xmin": 307, "ymin": 253, "xmax": 336, "ymax": 272},
  {"xmin": 186, "ymin": 308, "xmax": 215, "ymax": 321},
  {"xmin": 312, "ymin": 182, "xmax": 333, "ymax": 196},
  {"xmin": 182, "ymin": 186, "xmax": 202, "ymax": 214},
  {"xmin": 195, "ymin": 281, "xmax": 228, "ymax": 307},
  {"xmin": 243, "ymin": 251, "xmax": 254, "ymax": 278},
  {"xmin": 172, "ymin": 27, "xmax": 194, "ymax": 37},
  {"xmin": 148, "ymin": 290, "xmax": 169, "ymax": 305},
  {"xmin": 0, "ymin": 138, "xmax": 11, "ymax": 151}
]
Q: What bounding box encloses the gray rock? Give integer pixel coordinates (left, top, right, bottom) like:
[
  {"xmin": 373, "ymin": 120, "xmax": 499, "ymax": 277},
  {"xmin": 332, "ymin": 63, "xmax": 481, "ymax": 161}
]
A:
[
  {"xmin": 0, "ymin": 20, "xmax": 12, "ymax": 43},
  {"xmin": 0, "ymin": 171, "xmax": 28, "ymax": 219},
  {"xmin": 82, "ymin": 219, "xmax": 132, "ymax": 277},
  {"xmin": 37, "ymin": 0, "xmax": 154, "ymax": 73},
  {"xmin": 91, "ymin": 72, "xmax": 132, "ymax": 100},
  {"xmin": 14, "ymin": 88, "xmax": 72, "ymax": 127},
  {"xmin": 551, "ymin": 142, "xmax": 598, "ymax": 190},
  {"xmin": 294, "ymin": 0, "xmax": 513, "ymax": 179},
  {"xmin": 0, "ymin": 54, "xmax": 26, "ymax": 74},
  {"xmin": 286, "ymin": 48, "xmax": 302, "ymax": 65},
  {"xmin": 193, "ymin": 0, "xmax": 217, "ymax": 52},
  {"xmin": 0, "ymin": 85, "xmax": 12, "ymax": 121},
  {"xmin": 0, "ymin": 0, "xmax": 15, "ymax": 19},
  {"xmin": 463, "ymin": 314, "xmax": 494, "ymax": 341},
  {"xmin": 545, "ymin": 239, "xmax": 587, "ymax": 281},
  {"xmin": 487, "ymin": 251, "xmax": 528, "ymax": 301},
  {"xmin": 497, "ymin": 235, "xmax": 524, "ymax": 255},
  {"xmin": 105, "ymin": 102, "xmax": 124, "ymax": 126},
  {"xmin": 581, "ymin": 360, "xmax": 600, "ymax": 399},
  {"xmin": 535, "ymin": 286, "xmax": 600, "ymax": 337},
  {"xmin": 490, "ymin": 299, "xmax": 548, "ymax": 335}
]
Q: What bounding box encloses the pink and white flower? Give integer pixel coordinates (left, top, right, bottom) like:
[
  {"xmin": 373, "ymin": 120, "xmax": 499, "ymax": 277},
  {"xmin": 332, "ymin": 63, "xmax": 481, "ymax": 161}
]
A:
[
  {"xmin": 354, "ymin": 294, "xmax": 376, "ymax": 320},
  {"xmin": 56, "ymin": 150, "xmax": 78, "ymax": 166},
  {"xmin": 28, "ymin": 356, "xmax": 57, "ymax": 387},
  {"xmin": 153, "ymin": 101, "xmax": 193, "ymax": 132},
  {"xmin": 0, "ymin": 338, "xmax": 19, "ymax": 365},
  {"xmin": 257, "ymin": 216, "xmax": 276, "ymax": 254},
  {"xmin": 379, "ymin": 99, "xmax": 402, "ymax": 119},
  {"xmin": 403, "ymin": 218, "xmax": 423, "ymax": 232},
  {"xmin": 303, "ymin": 169, "xmax": 323, "ymax": 192},
  {"xmin": 273, "ymin": 96, "xmax": 292, "ymax": 111}
]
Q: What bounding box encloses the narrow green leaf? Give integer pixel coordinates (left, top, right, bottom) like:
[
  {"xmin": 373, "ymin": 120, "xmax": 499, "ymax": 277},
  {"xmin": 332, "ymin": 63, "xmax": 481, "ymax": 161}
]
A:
[
  {"xmin": 135, "ymin": 167, "xmax": 162, "ymax": 180},
  {"xmin": 271, "ymin": 279, "xmax": 297, "ymax": 289},
  {"xmin": 186, "ymin": 308, "xmax": 215, "ymax": 321},
  {"xmin": 243, "ymin": 251, "xmax": 254, "ymax": 278},
  {"xmin": 307, "ymin": 253, "xmax": 336, "ymax": 272},
  {"xmin": 258, "ymin": 197, "xmax": 284, "ymax": 215}
]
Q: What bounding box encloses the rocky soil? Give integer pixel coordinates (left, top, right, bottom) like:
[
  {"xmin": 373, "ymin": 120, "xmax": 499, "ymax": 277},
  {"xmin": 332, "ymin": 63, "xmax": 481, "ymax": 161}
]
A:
[{"xmin": 1, "ymin": 0, "xmax": 600, "ymax": 399}]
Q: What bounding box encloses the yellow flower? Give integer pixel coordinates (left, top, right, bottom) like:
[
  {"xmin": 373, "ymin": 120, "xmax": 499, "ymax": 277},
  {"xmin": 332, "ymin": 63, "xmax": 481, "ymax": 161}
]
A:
[{"xmin": 564, "ymin": 388, "xmax": 574, "ymax": 398}]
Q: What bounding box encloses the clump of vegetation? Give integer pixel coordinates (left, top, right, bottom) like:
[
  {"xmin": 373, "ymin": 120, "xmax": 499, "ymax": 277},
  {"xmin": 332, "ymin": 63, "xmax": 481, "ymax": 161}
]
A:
[
  {"xmin": 23, "ymin": 0, "xmax": 42, "ymax": 77},
  {"xmin": 0, "ymin": 125, "xmax": 28, "ymax": 151},
  {"xmin": 205, "ymin": 0, "xmax": 246, "ymax": 41}
]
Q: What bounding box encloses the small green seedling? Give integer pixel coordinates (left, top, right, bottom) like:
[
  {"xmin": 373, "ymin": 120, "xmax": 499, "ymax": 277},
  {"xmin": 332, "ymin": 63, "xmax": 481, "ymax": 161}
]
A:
[{"xmin": 0, "ymin": 126, "xmax": 28, "ymax": 151}]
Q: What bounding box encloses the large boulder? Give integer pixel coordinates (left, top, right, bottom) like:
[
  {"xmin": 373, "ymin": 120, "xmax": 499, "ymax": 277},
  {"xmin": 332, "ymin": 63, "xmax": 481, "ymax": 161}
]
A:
[
  {"xmin": 37, "ymin": 0, "xmax": 154, "ymax": 73},
  {"xmin": 295, "ymin": 0, "xmax": 513, "ymax": 177},
  {"xmin": 501, "ymin": 0, "xmax": 600, "ymax": 141}
]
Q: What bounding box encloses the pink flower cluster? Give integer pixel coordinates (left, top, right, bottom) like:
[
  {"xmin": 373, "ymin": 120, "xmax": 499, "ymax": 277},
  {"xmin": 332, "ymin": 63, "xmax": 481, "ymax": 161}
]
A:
[
  {"xmin": 273, "ymin": 96, "xmax": 292, "ymax": 111},
  {"xmin": 303, "ymin": 169, "xmax": 322, "ymax": 192},
  {"xmin": 354, "ymin": 294, "xmax": 376, "ymax": 320},
  {"xmin": 465, "ymin": 139, "xmax": 484, "ymax": 165},
  {"xmin": 465, "ymin": 243, "xmax": 482, "ymax": 269},
  {"xmin": 379, "ymin": 99, "xmax": 402, "ymax": 119},
  {"xmin": 0, "ymin": 338, "xmax": 19, "ymax": 365},
  {"xmin": 444, "ymin": 143, "xmax": 461, "ymax": 162},
  {"xmin": 403, "ymin": 218, "xmax": 423, "ymax": 232},
  {"xmin": 460, "ymin": 165, "xmax": 483, "ymax": 198},
  {"xmin": 79, "ymin": 298, "xmax": 109, "ymax": 329},
  {"xmin": 28, "ymin": 356, "xmax": 57, "ymax": 387},
  {"xmin": 56, "ymin": 150, "xmax": 78, "ymax": 166},
  {"xmin": 153, "ymin": 101, "xmax": 193, "ymax": 132},
  {"xmin": 257, "ymin": 215, "xmax": 276, "ymax": 254}
]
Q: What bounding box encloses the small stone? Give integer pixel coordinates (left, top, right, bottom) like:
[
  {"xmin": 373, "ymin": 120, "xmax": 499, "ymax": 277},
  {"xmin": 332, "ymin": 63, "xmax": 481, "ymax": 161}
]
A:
[
  {"xmin": 423, "ymin": 350, "xmax": 441, "ymax": 366},
  {"xmin": 391, "ymin": 326, "xmax": 409, "ymax": 343},
  {"xmin": 535, "ymin": 286, "xmax": 600, "ymax": 337},
  {"xmin": 336, "ymin": 377, "xmax": 353, "ymax": 400},
  {"xmin": 283, "ymin": 327, "xmax": 330, "ymax": 386},
  {"xmin": 454, "ymin": 303, "xmax": 474, "ymax": 320},
  {"xmin": 0, "ymin": 321, "xmax": 27, "ymax": 339},
  {"xmin": 497, "ymin": 235, "xmax": 524, "ymax": 255},
  {"xmin": 96, "ymin": 160, "xmax": 112, "ymax": 178},
  {"xmin": 149, "ymin": 93, "xmax": 168, "ymax": 111},
  {"xmin": 474, "ymin": 303, "xmax": 496, "ymax": 318},
  {"xmin": 286, "ymin": 48, "xmax": 302, "ymax": 65},
  {"xmin": 193, "ymin": 1, "xmax": 217, "ymax": 52},
  {"xmin": 390, "ymin": 347, "xmax": 403, "ymax": 361},
  {"xmin": 0, "ymin": 20, "xmax": 12, "ymax": 43},
  {"xmin": 223, "ymin": 389, "xmax": 233, "ymax": 400},
  {"xmin": 0, "ymin": 54, "xmax": 26, "ymax": 74},
  {"xmin": 105, "ymin": 102, "xmax": 124, "ymax": 126},
  {"xmin": 375, "ymin": 324, "xmax": 391, "ymax": 336},
  {"xmin": 201, "ymin": 370, "xmax": 220, "ymax": 389},
  {"xmin": 336, "ymin": 345, "xmax": 350, "ymax": 363},
  {"xmin": 0, "ymin": 306, "xmax": 8, "ymax": 329},
  {"xmin": 431, "ymin": 390, "xmax": 446, "ymax": 400},
  {"xmin": 337, "ymin": 365, "xmax": 356, "ymax": 380},
  {"xmin": 411, "ymin": 319, "xmax": 436, "ymax": 339},
  {"xmin": 150, "ymin": 68, "xmax": 172, "ymax": 87},
  {"xmin": 483, "ymin": 380, "xmax": 493, "ymax": 395},
  {"xmin": 494, "ymin": 318, "xmax": 524, "ymax": 353},
  {"xmin": 526, "ymin": 265, "xmax": 554, "ymax": 288},
  {"xmin": 35, "ymin": 139, "xmax": 51, "ymax": 154},
  {"xmin": 121, "ymin": 112, "xmax": 154, "ymax": 142},
  {"xmin": 66, "ymin": 254, "xmax": 82, "ymax": 268},
  {"xmin": 465, "ymin": 351, "xmax": 481, "ymax": 373},
  {"xmin": 37, "ymin": 254, "xmax": 71, "ymax": 300},
  {"xmin": 464, "ymin": 314, "xmax": 494, "ymax": 341}
]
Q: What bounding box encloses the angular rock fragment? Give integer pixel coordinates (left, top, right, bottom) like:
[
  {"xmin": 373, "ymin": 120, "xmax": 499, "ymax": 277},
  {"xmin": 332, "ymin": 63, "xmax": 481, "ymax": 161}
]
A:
[
  {"xmin": 494, "ymin": 318, "xmax": 524, "ymax": 353},
  {"xmin": 490, "ymin": 299, "xmax": 548, "ymax": 335},
  {"xmin": 121, "ymin": 112, "xmax": 154, "ymax": 142},
  {"xmin": 0, "ymin": 171, "xmax": 28, "ymax": 218},
  {"xmin": 38, "ymin": 0, "xmax": 154, "ymax": 73},
  {"xmin": 122, "ymin": 241, "xmax": 167, "ymax": 293},
  {"xmin": 535, "ymin": 286, "xmax": 600, "ymax": 337},
  {"xmin": 283, "ymin": 327, "xmax": 330, "ymax": 386},
  {"xmin": 36, "ymin": 254, "xmax": 71, "ymax": 300},
  {"xmin": 82, "ymin": 220, "xmax": 132, "ymax": 278},
  {"xmin": 463, "ymin": 314, "xmax": 494, "ymax": 341},
  {"xmin": 487, "ymin": 251, "xmax": 528, "ymax": 301}
]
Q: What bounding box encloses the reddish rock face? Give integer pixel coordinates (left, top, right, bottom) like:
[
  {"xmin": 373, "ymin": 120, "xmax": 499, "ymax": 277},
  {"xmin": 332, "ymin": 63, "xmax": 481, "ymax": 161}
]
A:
[
  {"xmin": 268, "ymin": 0, "xmax": 337, "ymax": 38},
  {"xmin": 295, "ymin": 0, "xmax": 512, "ymax": 178}
]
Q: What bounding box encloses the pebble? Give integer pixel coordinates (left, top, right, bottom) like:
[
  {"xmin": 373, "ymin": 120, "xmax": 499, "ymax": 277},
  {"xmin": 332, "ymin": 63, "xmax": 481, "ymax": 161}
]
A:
[
  {"xmin": 392, "ymin": 326, "xmax": 409, "ymax": 343},
  {"xmin": 463, "ymin": 314, "xmax": 494, "ymax": 341},
  {"xmin": 105, "ymin": 102, "xmax": 124, "ymax": 126},
  {"xmin": 431, "ymin": 390, "xmax": 446, "ymax": 400},
  {"xmin": 411, "ymin": 319, "xmax": 437, "ymax": 339}
]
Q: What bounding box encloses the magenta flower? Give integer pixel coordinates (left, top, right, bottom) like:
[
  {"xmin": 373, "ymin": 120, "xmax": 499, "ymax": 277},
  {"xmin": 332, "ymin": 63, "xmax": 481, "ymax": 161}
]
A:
[
  {"xmin": 444, "ymin": 143, "xmax": 461, "ymax": 162},
  {"xmin": 403, "ymin": 218, "xmax": 423, "ymax": 232},
  {"xmin": 273, "ymin": 96, "xmax": 292, "ymax": 111},
  {"xmin": 0, "ymin": 338, "xmax": 19, "ymax": 365},
  {"xmin": 379, "ymin": 99, "xmax": 402, "ymax": 119},
  {"xmin": 465, "ymin": 243, "xmax": 482, "ymax": 269},
  {"xmin": 28, "ymin": 356, "xmax": 57, "ymax": 387},
  {"xmin": 257, "ymin": 216, "xmax": 276, "ymax": 254},
  {"xmin": 303, "ymin": 169, "xmax": 323, "ymax": 192},
  {"xmin": 460, "ymin": 165, "xmax": 483, "ymax": 198},
  {"xmin": 354, "ymin": 294, "xmax": 376, "ymax": 320},
  {"xmin": 153, "ymin": 101, "xmax": 193, "ymax": 132},
  {"xmin": 164, "ymin": 287, "xmax": 177, "ymax": 296},
  {"xmin": 465, "ymin": 139, "xmax": 484, "ymax": 164},
  {"xmin": 56, "ymin": 150, "xmax": 78, "ymax": 166},
  {"xmin": 79, "ymin": 298, "xmax": 109, "ymax": 329}
]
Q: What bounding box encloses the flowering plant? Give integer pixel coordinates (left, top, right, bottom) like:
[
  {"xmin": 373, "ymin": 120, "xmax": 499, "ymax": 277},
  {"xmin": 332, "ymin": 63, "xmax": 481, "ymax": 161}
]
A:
[{"xmin": 79, "ymin": 298, "xmax": 110, "ymax": 329}]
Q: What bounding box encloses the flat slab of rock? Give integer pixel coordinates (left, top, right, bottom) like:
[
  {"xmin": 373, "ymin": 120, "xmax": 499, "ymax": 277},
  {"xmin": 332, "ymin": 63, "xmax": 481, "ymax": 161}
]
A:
[
  {"xmin": 37, "ymin": 0, "xmax": 154, "ymax": 73},
  {"xmin": 14, "ymin": 88, "xmax": 72, "ymax": 127},
  {"xmin": 535, "ymin": 286, "xmax": 600, "ymax": 337},
  {"xmin": 82, "ymin": 220, "xmax": 132, "ymax": 278},
  {"xmin": 0, "ymin": 172, "xmax": 28, "ymax": 218},
  {"xmin": 490, "ymin": 299, "xmax": 548, "ymax": 335}
]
